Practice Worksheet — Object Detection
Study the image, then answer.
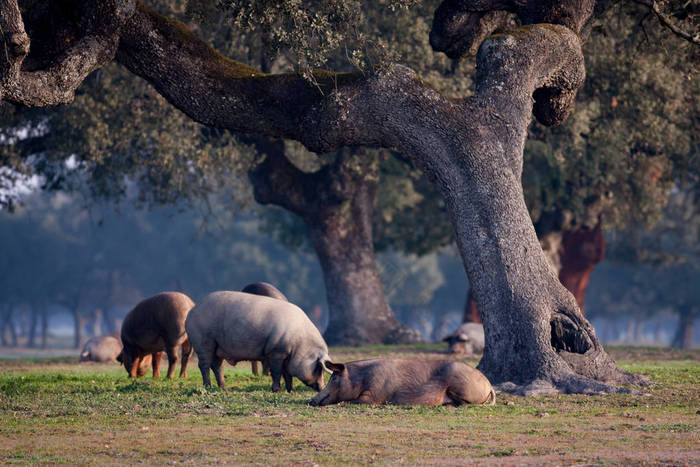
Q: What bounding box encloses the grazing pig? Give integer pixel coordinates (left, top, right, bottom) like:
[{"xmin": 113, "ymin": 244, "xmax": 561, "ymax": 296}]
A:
[
  {"xmin": 241, "ymin": 282, "xmax": 288, "ymax": 301},
  {"xmin": 240, "ymin": 282, "xmax": 288, "ymax": 376},
  {"xmin": 443, "ymin": 323, "xmax": 485, "ymax": 355},
  {"xmin": 79, "ymin": 333, "xmax": 122, "ymax": 363},
  {"xmin": 118, "ymin": 292, "xmax": 195, "ymax": 379},
  {"xmin": 185, "ymin": 291, "xmax": 330, "ymax": 392},
  {"xmin": 310, "ymin": 359, "xmax": 495, "ymax": 407}
]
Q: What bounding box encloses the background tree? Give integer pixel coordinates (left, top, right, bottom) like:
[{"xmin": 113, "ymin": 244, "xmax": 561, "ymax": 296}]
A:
[{"xmin": 601, "ymin": 184, "xmax": 700, "ymax": 349}]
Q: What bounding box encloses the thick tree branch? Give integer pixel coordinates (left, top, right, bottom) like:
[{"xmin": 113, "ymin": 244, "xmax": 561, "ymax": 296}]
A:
[
  {"xmin": 0, "ymin": 0, "xmax": 29, "ymax": 82},
  {"xmin": 247, "ymin": 142, "xmax": 312, "ymax": 218},
  {"xmin": 114, "ymin": 2, "xmax": 585, "ymax": 167},
  {"xmin": 1, "ymin": 0, "xmax": 135, "ymax": 106},
  {"xmin": 430, "ymin": 0, "xmax": 594, "ymax": 61},
  {"xmin": 632, "ymin": 0, "xmax": 700, "ymax": 46},
  {"xmin": 249, "ymin": 144, "xmax": 378, "ymax": 220}
]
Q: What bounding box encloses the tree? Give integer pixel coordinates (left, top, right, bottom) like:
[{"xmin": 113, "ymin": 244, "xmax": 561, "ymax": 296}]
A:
[{"xmin": 5, "ymin": 0, "xmax": 691, "ymax": 392}]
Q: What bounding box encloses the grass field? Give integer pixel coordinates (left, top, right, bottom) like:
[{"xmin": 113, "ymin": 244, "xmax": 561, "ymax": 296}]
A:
[{"xmin": 1, "ymin": 344, "xmax": 698, "ymax": 465}]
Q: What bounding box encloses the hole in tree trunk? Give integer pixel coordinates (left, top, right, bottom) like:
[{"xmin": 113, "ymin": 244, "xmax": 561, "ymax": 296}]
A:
[{"xmin": 550, "ymin": 313, "xmax": 593, "ymax": 354}]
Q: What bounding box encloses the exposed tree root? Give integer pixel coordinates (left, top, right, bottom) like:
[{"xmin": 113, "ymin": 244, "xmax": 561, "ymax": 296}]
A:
[
  {"xmin": 384, "ymin": 324, "xmax": 424, "ymax": 345},
  {"xmin": 496, "ymin": 372, "xmax": 649, "ymax": 396}
]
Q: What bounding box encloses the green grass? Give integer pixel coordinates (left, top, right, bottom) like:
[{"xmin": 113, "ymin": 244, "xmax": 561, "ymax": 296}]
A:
[{"xmin": 0, "ymin": 346, "xmax": 698, "ymax": 465}]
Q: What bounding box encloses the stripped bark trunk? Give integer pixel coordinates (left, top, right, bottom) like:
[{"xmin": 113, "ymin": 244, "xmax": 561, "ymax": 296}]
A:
[{"xmin": 462, "ymin": 287, "xmax": 481, "ymax": 323}]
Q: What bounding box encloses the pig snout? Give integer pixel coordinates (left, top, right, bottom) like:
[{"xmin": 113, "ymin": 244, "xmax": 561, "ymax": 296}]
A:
[{"xmin": 446, "ymin": 339, "xmax": 467, "ymax": 355}]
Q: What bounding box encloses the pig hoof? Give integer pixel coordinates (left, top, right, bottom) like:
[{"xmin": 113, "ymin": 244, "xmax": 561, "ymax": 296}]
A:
[{"xmin": 271, "ymin": 386, "xmax": 282, "ymax": 393}]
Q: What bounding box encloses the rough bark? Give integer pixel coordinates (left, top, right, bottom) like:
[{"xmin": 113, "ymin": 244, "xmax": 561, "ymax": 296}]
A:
[
  {"xmin": 1, "ymin": 0, "xmax": 648, "ymax": 393},
  {"xmin": 0, "ymin": 0, "xmax": 135, "ymax": 105},
  {"xmin": 249, "ymin": 145, "xmax": 421, "ymax": 345},
  {"xmin": 463, "ymin": 219, "xmax": 605, "ymax": 322}
]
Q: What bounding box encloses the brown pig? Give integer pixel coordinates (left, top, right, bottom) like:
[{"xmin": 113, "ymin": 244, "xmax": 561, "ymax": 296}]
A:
[
  {"xmin": 240, "ymin": 282, "xmax": 288, "ymax": 376},
  {"xmin": 80, "ymin": 333, "xmax": 122, "ymax": 363},
  {"xmin": 118, "ymin": 292, "xmax": 195, "ymax": 379},
  {"xmin": 310, "ymin": 359, "xmax": 495, "ymax": 407}
]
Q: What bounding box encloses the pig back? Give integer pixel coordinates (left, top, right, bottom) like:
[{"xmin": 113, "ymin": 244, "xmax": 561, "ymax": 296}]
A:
[
  {"xmin": 186, "ymin": 291, "xmax": 327, "ymax": 362},
  {"xmin": 121, "ymin": 292, "xmax": 194, "ymax": 349}
]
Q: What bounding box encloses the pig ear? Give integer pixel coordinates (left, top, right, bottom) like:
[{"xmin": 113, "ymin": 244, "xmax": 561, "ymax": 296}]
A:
[
  {"xmin": 324, "ymin": 361, "xmax": 345, "ymax": 374},
  {"xmin": 116, "ymin": 351, "xmax": 123, "ymax": 363},
  {"xmin": 442, "ymin": 336, "xmax": 452, "ymax": 342}
]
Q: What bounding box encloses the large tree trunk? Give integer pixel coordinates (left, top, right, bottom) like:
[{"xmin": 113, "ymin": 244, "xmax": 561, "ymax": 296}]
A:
[
  {"xmin": 308, "ymin": 180, "xmax": 419, "ymax": 345},
  {"xmin": 672, "ymin": 306, "xmax": 697, "ymax": 349},
  {"xmin": 463, "ymin": 217, "xmax": 606, "ymax": 323},
  {"xmin": 249, "ymin": 146, "xmax": 422, "ymax": 345}
]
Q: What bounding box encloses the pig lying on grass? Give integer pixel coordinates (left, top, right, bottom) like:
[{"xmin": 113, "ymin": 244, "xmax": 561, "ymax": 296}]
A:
[
  {"xmin": 186, "ymin": 291, "xmax": 330, "ymax": 392},
  {"xmin": 310, "ymin": 359, "xmax": 495, "ymax": 406},
  {"xmin": 118, "ymin": 292, "xmax": 194, "ymax": 379}
]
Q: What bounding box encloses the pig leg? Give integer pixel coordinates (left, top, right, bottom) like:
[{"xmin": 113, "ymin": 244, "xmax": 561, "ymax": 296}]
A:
[
  {"xmin": 196, "ymin": 342, "xmax": 218, "ymax": 387},
  {"xmin": 165, "ymin": 345, "xmax": 179, "ymax": 379},
  {"xmin": 128, "ymin": 355, "xmax": 142, "ymax": 378},
  {"xmin": 210, "ymin": 356, "xmax": 226, "ymax": 389},
  {"xmin": 198, "ymin": 359, "xmax": 212, "ymax": 387},
  {"xmin": 348, "ymin": 392, "xmax": 376, "ymax": 405},
  {"xmin": 152, "ymin": 351, "xmax": 163, "ymax": 378},
  {"xmin": 180, "ymin": 340, "xmax": 193, "ymax": 378},
  {"xmin": 262, "ymin": 359, "xmax": 270, "ymax": 376},
  {"xmin": 282, "ymin": 368, "xmax": 294, "ymax": 393},
  {"xmin": 267, "ymin": 354, "xmax": 286, "ymax": 392},
  {"xmin": 251, "ymin": 361, "xmax": 260, "ymax": 376},
  {"xmin": 390, "ymin": 385, "xmax": 445, "ymax": 406}
]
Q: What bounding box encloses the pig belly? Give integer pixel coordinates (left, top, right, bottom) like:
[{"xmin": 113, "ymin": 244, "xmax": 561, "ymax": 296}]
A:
[{"xmin": 215, "ymin": 345, "xmax": 261, "ymax": 364}]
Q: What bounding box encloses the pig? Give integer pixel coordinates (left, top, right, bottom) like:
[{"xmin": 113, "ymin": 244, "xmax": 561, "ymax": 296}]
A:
[
  {"xmin": 310, "ymin": 359, "xmax": 495, "ymax": 407},
  {"xmin": 241, "ymin": 282, "xmax": 288, "ymax": 301},
  {"xmin": 240, "ymin": 282, "xmax": 288, "ymax": 376},
  {"xmin": 185, "ymin": 291, "xmax": 330, "ymax": 392},
  {"xmin": 79, "ymin": 333, "xmax": 122, "ymax": 363},
  {"xmin": 443, "ymin": 322, "xmax": 485, "ymax": 355},
  {"xmin": 118, "ymin": 291, "xmax": 195, "ymax": 379}
]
